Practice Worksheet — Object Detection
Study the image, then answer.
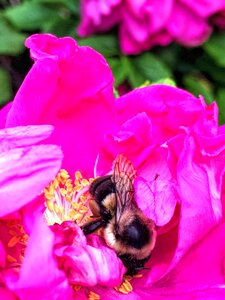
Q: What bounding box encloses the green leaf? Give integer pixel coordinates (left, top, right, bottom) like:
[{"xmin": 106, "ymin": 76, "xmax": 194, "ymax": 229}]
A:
[
  {"xmin": 122, "ymin": 56, "xmax": 146, "ymax": 87},
  {"xmin": 183, "ymin": 73, "xmax": 214, "ymax": 104},
  {"xmin": 0, "ymin": 16, "xmax": 26, "ymax": 55},
  {"xmin": 154, "ymin": 78, "xmax": 177, "ymax": 86},
  {"xmin": 196, "ymin": 54, "xmax": 225, "ymax": 86},
  {"xmin": 107, "ymin": 57, "xmax": 127, "ymax": 86},
  {"xmin": 4, "ymin": 2, "xmax": 56, "ymax": 31},
  {"xmin": 203, "ymin": 32, "xmax": 225, "ymax": 67},
  {"xmin": 32, "ymin": 0, "xmax": 80, "ymax": 14},
  {"xmin": 155, "ymin": 44, "xmax": 181, "ymax": 70},
  {"xmin": 216, "ymin": 88, "xmax": 225, "ymax": 125},
  {"xmin": 133, "ymin": 52, "xmax": 173, "ymax": 82},
  {"xmin": 42, "ymin": 15, "xmax": 76, "ymax": 36},
  {"xmin": 77, "ymin": 34, "xmax": 119, "ymax": 57},
  {"xmin": 0, "ymin": 67, "xmax": 12, "ymax": 106}
]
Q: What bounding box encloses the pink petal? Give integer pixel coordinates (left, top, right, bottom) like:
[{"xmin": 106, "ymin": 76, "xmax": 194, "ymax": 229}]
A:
[
  {"xmin": 140, "ymin": 222, "xmax": 225, "ymax": 298},
  {"xmin": 6, "ymin": 216, "xmax": 72, "ymax": 300},
  {"xmin": 0, "ymin": 240, "xmax": 6, "ymax": 268},
  {"xmin": 180, "ymin": 0, "xmax": 225, "ymax": 17},
  {"xmin": 167, "ymin": 2, "xmax": 212, "ymax": 46},
  {"xmin": 121, "ymin": 0, "xmax": 173, "ymax": 43},
  {"xmin": 135, "ymin": 176, "xmax": 177, "ymax": 226},
  {"xmin": 0, "ymin": 102, "xmax": 12, "ymax": 128},
  {"xmin": 137, "ymin": 146, "xmax": 171, "ymax": 180},
  {"xmin": 192, "ymin": 101, "xmax": 218, "ymax": 139},
  {"xmin": 0, "ymin": 144, "xmax": 63, "ymax": 217},
  {"xmin": 0, "ymin": 288, "xmax": 17, "ymax": 300},
  {"xmin": 120, "ymin": 25, "xmax": 172, "ymax": 54},
  {"xmin": 171, "ymin": 136, "xmax": 222, "ymax": 266},
  {"xmin": 52, "ymin": 221, "xmax": 87, "ymax": 248},
  {"xmin": 97, "ymin": 112, "xmax": 154, "ymax": 175},
  {"xmin": 78, "ymin": 0, "xmax": 121, "ymax": 36},
  {"xmin": 53, "ymin": 223, "xmax": 126, "ymax": 287},
  {"xmin": 115, "ymin": 85, "xmax": 204, "ymax": 144},
  {"xmin": 0, "ymin": 125, "xmax": 54, "ymax": 152},
  {"xmin": 5, "ymin": 33, "xmax": 117, "ymax": 177}
]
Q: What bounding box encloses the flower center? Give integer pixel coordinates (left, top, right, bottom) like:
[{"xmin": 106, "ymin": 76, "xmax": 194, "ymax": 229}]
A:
[
  {"xmin": 43, "ymin": 169, "xmax": 94, "ymax": 226},
  {"xmin": 43, "ymin": 169, "xmax": 139, "ymax": 295}
]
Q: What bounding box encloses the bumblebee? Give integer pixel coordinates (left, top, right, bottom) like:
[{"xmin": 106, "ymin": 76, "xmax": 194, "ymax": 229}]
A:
[{"xmin": 81, "ymin": 155, "xmax": 157, "ymax": 275}]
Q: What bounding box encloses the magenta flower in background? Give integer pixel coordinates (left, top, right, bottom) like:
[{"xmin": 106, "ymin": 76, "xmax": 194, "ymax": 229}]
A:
[
  {"xmin": 1, "ymin": 33, "xmax": 225, "ymax": 299},
  {"xmin": 77, "ymin": 0, "xmax": 225, "ymax": 54}
]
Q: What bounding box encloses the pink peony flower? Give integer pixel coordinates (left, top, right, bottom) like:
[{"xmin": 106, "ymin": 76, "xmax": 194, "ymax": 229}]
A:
[
  {"xmin": 1, "ymin": 33, "xmax": 225, "ymax": 299},
  {"xmin": 77, "ymin": 0, "xmax": 225, "ymax": 54}
]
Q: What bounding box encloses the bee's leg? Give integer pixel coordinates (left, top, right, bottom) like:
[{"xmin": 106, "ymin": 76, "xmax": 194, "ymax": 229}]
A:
[{"xmin": 81, "ymin": 218, "xmax": 106, "ymax": 235}]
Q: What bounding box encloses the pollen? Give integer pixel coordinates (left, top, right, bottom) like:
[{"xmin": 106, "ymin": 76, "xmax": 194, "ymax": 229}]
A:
[
  {"xmin": 6, "ymin": 254, "xmax": 17, "ymax": 263},
  {"xmin": 88, "ymin": 291, "xmax": 100, "ymax": 300},
  {"xmin": 114, "ymin": 276, "xmax": 133, "ymax": 294},
  {"xmin": 5, "ymin": 220, "xmax": 28, "ymax": 266},
  {"xmin": 44, "ymin": 169, "xmax": 93, "ymax": 226}
]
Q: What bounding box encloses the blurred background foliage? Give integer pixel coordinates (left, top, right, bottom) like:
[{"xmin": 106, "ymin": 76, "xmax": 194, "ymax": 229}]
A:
[{"xmin": 1, "ymin": 0, "xmax": 225, "ymax": 123}]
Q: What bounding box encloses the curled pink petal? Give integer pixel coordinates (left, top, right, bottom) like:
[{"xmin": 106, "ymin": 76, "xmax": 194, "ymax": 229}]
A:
[
  {"xmin": 135, "ymin": 176, "xmax": 177, "ymax": 226},
  {"xmin": 115, "ymin": 85, "xmax": 204, "ymax": 143},
  {"xmin": 0, "ymin": 144, "xmax": 63, "ymax": 217},
  {"xmin": 52, "ymin": 222, "xmax": 126, "ymax": 287}
]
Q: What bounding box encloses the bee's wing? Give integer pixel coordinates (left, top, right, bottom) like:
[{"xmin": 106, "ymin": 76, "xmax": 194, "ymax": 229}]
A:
[{"xmin": 112, "ymin": 155, "xmax": 136, "ymax": 222}]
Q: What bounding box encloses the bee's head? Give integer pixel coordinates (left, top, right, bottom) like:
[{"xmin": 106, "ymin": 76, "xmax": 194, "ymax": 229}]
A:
[{"xmin": 118, "ymin": 253, "xmax": 151, "ymax": 276}]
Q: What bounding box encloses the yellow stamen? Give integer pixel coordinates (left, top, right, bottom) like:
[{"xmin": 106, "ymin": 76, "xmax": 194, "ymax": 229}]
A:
[
  {"xmin": 43, "ymin": 169, "xmax": 93, "ymax": 226},
  {"xmin": 88, "ymin": 291, "xmax": 100, "ymax": 300},
  {"xmin": 5, "ymin": 220, "xmax": 28, "ymax": 266},
  {"xmin": 114, "ymin": 276, "xmax": 133, "ymax": 294},
  {"xmin": 75, "ymin": 171, "xmax": 82, "ymax": 180},
  {"xmin": 6, "ymin": 254, "xmax": 17, "ymax": 263},
  {"xmin": 8, "ymin": 236, "xmax": 20, "ymax": 248},
  {"xmin": 46, "ymin": 199, "xmax": 54, "ymax": 211},
  {"xmin": 60, "ymin": 188, "xmax": 67, "ymax": 197},
  {"xmin": 81, "ymin": 179, "xmax": 89, "ymax": 187}
]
